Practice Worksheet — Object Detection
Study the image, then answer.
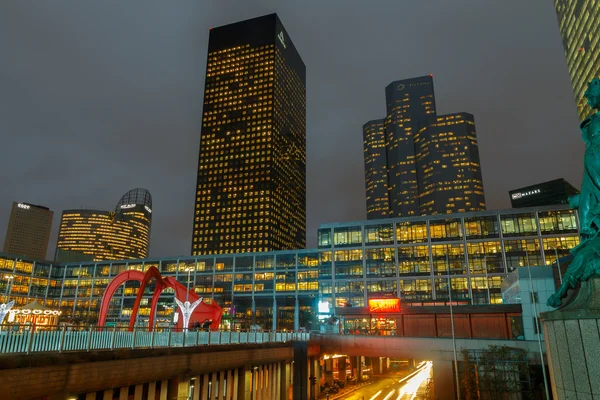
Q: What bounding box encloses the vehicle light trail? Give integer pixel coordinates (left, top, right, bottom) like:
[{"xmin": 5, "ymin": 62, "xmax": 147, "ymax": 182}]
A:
[
  {"xmin": 382, "ymin": 389, "xmax": 396, "ymax": 400},
  {"xmin": 396, "ymin": 361, "xmax": 432, "ymax": 400},
  {"xmin": 369, "ymin": 390, "xmax": 383, "ymax": 400}
]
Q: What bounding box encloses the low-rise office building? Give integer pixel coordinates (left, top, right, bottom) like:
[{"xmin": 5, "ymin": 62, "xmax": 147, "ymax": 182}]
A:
[{"xmin": 0, "ymin": 205, "xmax": 579, "ymax": 331}]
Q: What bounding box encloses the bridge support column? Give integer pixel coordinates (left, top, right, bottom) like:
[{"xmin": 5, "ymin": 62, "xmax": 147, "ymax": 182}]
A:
[
  {"xmin": 324, "ymin": 358, "xmax": 334, "ymax": 384},
  {"xmin": 134, "ymin": 383, "xmax": 143, "ymax": 400},
  {"xmin": 167, "ymin": 375, "xmax": 190, "ymax": 400},
  {"xmin": 280, "ymin": 362, "xmax": 291, "ymax": 400},
  {"xmin": 237, "ymin": 366, "xmax": 253, "ymax": 400},
  {"xmin": 103, "ymin": 389, "xmax": 113, "ymax": 400},
  {"xmin": 272, "ymin": 299, "xmax": 277, "ymax": 331},
  {"xmin": 294, "ymin": 298, "xmax": 300, "ymax": 331},
  {"xmin": 433, "ymin": 361, "xmax": 456, "ymax": 400},
  {"xmin": 338, "ymin": 357, "xmax": 347, "ymax": 383},
  {"xmin": 308, "ymin": 357, "xmax": 319, "ymax": 400}
]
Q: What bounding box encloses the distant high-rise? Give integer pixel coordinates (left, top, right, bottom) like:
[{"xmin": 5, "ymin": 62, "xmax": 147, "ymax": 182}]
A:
[
  {"xmin": 3, "ymin": 202, "xmax": 53, "ymax": 259},
  {"xmin": 192, "ymin": 14, "xmax": 306, "ymax": 255},
  {"xmin": 554, "ymin": 1, "xmax": 600, "ymax": 121},
  {"xmin": 363, "ymin": 76, "xmax": 486, "ymax": 219},
  {"xmin": 56, "ymin": 188, "xmax": 152, "ymax": 262}
]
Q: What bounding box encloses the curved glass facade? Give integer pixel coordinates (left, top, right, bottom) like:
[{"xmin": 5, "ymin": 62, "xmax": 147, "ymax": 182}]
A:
[
  {"xmin": 2, "ymin": 206, "xmax": 579, "ymax": 330},
  {"xmin": 56, "ymin": 189, "xmax": 152, "ymax": 262}
]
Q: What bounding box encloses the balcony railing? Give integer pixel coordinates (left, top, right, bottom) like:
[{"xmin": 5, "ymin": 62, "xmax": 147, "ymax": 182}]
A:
[{"xmin": 0, "ymin": 325, "xmax": 310, "ymax": 355}]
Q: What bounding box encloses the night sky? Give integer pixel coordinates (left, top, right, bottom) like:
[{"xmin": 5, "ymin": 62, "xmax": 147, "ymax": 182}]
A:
[{"xmin": 0, "ymin": 1, "xmax": 584, "ymax": 259}]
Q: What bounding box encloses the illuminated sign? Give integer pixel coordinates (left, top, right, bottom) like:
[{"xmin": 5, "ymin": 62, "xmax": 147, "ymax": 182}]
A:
[
  {"xmin": 144, "ymin": 206, "xmax": 152, "ymax": 213},
  {"xmin": 511, "ymin": 189, "xmax": 541, "ymax": 200},
  {"xmin": 277, "ymin": 31, "xmax": 286, "ymax": 49},
  {"xmin": 318, "ymin": 301, "xmax": 330, "ymax": 314},
  {"xmin": 17, "ymin": 203, "xmax": 30, "ymax": 210},
  {"xmin": 368, "ymin": 298, "xmax": 401, "ymax": 313},
  {"xmin": 120, "ymin": 204, "xmax": 136, "ymax": 209},
  {"xmin": 10, "ymin": 309, "xmax": 62, "ymax": 315}
]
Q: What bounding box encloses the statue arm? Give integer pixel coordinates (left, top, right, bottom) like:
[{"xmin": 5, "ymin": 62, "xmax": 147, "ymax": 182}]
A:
[
  {"xmin": 191, "ymin": 297, "xmax": 203, "ymax": 309},
  {"xmin": 174, "ymin": 298, "xmax": 184, "ymax": 309}
]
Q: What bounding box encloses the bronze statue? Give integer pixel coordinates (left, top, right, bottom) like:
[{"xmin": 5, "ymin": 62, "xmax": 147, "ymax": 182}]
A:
[{"xmin": 548, "ymin": 78, "xmax": 600, "ymax": 308}]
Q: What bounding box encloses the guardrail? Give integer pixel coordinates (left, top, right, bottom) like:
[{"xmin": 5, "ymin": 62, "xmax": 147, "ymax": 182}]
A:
[{"xmin": 0, "ymin": 325, "xmax": 310, "ymax": 355}]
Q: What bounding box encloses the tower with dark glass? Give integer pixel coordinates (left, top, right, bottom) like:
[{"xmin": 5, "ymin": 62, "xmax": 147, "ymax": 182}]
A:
[
  {"xmin": 364, "ymin": 76, "xmax": 486, "ymax": 219},
  {"xmin": 192, "ymin": 14, "xmax": 306, "ymax": 255},
  {"xmin": 554, "ymin": 1, "xmax": 600, "ymax": 121}
]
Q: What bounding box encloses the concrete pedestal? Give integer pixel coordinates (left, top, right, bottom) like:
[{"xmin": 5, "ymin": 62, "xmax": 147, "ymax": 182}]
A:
[
  {"xmin": 541, "ymin": 277, "xmax": 600, "ymax": 399},
  {"xmin": 433, "ymin": 361, "xmax": 456, "ymax": 400}
]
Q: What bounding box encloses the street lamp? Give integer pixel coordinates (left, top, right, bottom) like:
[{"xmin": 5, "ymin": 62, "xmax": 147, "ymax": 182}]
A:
[
  {"xmin": 483, "ymin": 256, "xmax": 491, "ymax": 304},
  {"xmin": 184, "ymin": 266, "xmax": 195, "ymax": 302},
  {"xmin": 3, "ymin": 275, "xmax": 14, "ymax": 303}
]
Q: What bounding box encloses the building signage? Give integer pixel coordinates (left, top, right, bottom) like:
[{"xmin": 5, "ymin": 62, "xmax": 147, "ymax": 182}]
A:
[
  {"xmin": 368, "ymin": 298, "xmax": 401, "ymax": 313},
  {"xmin": 277, "ymin": 31, "xmax": 286, "ymax": 49},
  {"xmin": 120, "ymin": 204, "xmax": 136, "ymax": 209},
  {"xmin": 144, "ymin": 206, "xmax": 152, "ymax": 213},
  {"xmin": 397, "ymin": 84, "xmax": 405, "ymax": 91},
  {"xmin": 17, "ymin": 203, "xmax": 30, "ymax": 210},
  {"xmin": 511, "ymin": 189, "xmax": 541, "ymax": 200}
]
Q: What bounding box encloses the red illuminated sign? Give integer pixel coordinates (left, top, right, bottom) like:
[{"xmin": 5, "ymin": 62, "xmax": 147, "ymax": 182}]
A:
[{"xmin": 368, "ymin": 298, "xmax": 400, "ymax": 313}]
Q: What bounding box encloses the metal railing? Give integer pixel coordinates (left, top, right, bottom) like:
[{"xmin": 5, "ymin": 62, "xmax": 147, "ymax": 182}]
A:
[{"xmin": 0, "ymin": 325, "xmax": 310, "ymax": 355}]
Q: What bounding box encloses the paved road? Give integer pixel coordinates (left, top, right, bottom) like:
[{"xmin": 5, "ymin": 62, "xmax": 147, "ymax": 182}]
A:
[{"xmin": 341, "ymin": 362, "xmax": 432, "ymax": 400}]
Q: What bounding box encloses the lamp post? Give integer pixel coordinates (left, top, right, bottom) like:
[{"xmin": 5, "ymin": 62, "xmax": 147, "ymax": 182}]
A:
[
  {"xmin": 445, "ymin": 253, "xmax": 460, "ymax": 400},
  {"xmin": 525, "ymin": 250, "xmax": 550, "ymax": 400},
  {"xmin": 483, "ymin": 256, "xmax": 491, "ymax": 304},
  {"xmin": 185, "ymin": 266, "xmax": 194, "ymax": 303},
  {"xmin": 3, "ymin": 274, "xmax": 14, "ymax": 303}
]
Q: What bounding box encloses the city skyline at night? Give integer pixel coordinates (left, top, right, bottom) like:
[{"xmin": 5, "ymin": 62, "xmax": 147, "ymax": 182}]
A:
[{"xmin": 0, "ymin": 2, "xmax": 584, "ymax": 258}]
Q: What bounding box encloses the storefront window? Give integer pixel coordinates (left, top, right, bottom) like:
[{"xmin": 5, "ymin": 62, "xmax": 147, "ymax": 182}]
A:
[
  {"xmin": 542, "ymin": 236, "xmax": 580, "ymax": 265},
  {"xmin": 429, "ymin": 219, "xmax": 463, "ymax": 242},
  {"xmin": 365, "ymin": 248, "xmax": 396, "ymax": 278},
  {"xmin": 255, "ymin": 255, "xmax": 275, "ymax": 270},
  {"xmin": 538, "ymin": 210, "xmax": 578, "ymax": 234},
  {"xmin": 364, "ymin": 224, "xmax": 394, "ymax": 245},
  {"xmin": 464, "ymin": 216, "xmax": 499, "ymax": 239},
  {"xmin": 504, "ymin": 239, "xmax": 542, "ymax": 270},
  {"xmin": 397, "ymin": 245, "xmax": 430, "ymax": 275},
  {"xmin": 396, "ymin": 222, "xmax": 427, "ymax": 244},
  {"xmin": 431, "ymin": 244, "xmax": 466, "ymax": 275},
  {"xmin": 500, "ymin": 213, "xmax": 537, "ymax": 237},
  {"xmin": 333, "ymin": 227, "xmax": 362, "ymax": 247},
  {"xmin": 318, "ymin": 228, "xmax": 332, "ymax": 248}
]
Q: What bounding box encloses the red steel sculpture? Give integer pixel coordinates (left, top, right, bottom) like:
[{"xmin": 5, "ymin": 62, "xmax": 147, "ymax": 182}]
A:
[{"xmin": 98, "ymin": 266, "xmax": 222, "ymax": 331}]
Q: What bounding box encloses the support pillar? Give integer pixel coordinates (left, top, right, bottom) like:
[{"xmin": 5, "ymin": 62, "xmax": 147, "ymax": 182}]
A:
[
  {"xmin": 211, "ymin": 372, "xmax": 218, "ymax": 400},
  {"xmin": 219, "ymin": 371, "xmax": 225, "ymax": 400},
  {"xmin": 148, "ymin": 382, "xmax": 157, "ymax": 400},
  {"xmin": 308, "ymin": 357, "xmax": 319, "ymax": 400},
  {"xmin": 160, "ymin": 380, "xmax": 168, "ymax": 400},
  {"xmin": 192, "ymin": 376, "xmax": 200, "ymax": 400},
  {"xmin": 433, "ymin": 361, "xmax": 456, "ymax": 400},
  {"xmin": 272, "ymin": 298, "xmax": 277, "ymax": 331},
  {"xmin": 119, "ymin": 386, "xmax": 128, "ymax": 400},
  {"xmin": 324, "ymin": 358, "xmax": 334, "ymax": 385},
  {"xmin": 134, "ymin": 384, "xmax": 143, "ymax": 400},
  {"xmin": 85, "ymin": 393, "xmax": 96, "ymax": 400},
  {"xmin": 294, "ymin": 298, "xmax": 300, "ymax": 331},
  {"xmin": 103, "ymin": 390, "xmax": 113, "ymax": 400},
  {"xmin": 233, "ymin": 368, "xmax": 239, "ymax": 400},
  {"xmin": 226, "ymin": 370, "xmax": 233, "ymax": 400},
  {"xmin": 167, "ymin": 375, "xmax": 190, "ymax": 400},
  {"xmin": 279, "ymin": 362, "xmax": 290, "ymax": 400},
  {"xmin": 338, "ymin": 357, "xmax": 347, "ymax": 383},
  {"xmin": 237, "ymin": 366, "xmax": 252, "ymax": 400},
  {"xmin": 251, "ymin": 299, "xmax": 256, "ymax": 326},
  {"xmin": 202, "ymin": 375, "xmax": 210, "ymax": 400},
  {"xmin": 293, "ymin": 342, "xmax": 308, "ymax": 400}
]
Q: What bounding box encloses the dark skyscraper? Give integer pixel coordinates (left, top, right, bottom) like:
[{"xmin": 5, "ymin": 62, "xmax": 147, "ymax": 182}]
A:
[
  {"xmin": 192, "ymin": 14, "xmax": 306, "ymax": 255},
  {"xmin": 363, "ymin": 76, "xmax": 485, "ymax": 219}
]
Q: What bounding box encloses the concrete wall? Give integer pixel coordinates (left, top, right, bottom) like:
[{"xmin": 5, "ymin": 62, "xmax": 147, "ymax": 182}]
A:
[{"xmin": 0, "ymin": 343, "xmax": 299, "ymax": 399}]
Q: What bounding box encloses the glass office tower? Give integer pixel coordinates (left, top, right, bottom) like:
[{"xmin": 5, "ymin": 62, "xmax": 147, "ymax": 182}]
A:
[
  {"xmin": 56, "ymin": 188, "xmax": 152, "ymax": 262},
  {"xmin": 192, "ymin": 14, "xmax": 306, "ymax": 255},
  {"xmin": 554, "ymin": 1, "xmax": 600, "ymax": 121},
  {"xmin": 363, "ymin": 76, "xmax": 486, "ymax": 219}
]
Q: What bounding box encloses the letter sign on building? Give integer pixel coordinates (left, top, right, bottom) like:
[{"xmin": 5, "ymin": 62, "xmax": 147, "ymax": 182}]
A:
[
  {"xmin": 277, "ymin": 31, "xmax": 286, "ymax": 49},
  {"xmin": 368, "ymin": 298, "xmax": 401, "ymax": 313}
]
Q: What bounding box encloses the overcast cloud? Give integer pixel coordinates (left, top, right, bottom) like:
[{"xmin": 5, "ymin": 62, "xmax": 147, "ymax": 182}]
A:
[{"xmin": 0, "ymin": 1, "xmax": 583, "ymax": 258}]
